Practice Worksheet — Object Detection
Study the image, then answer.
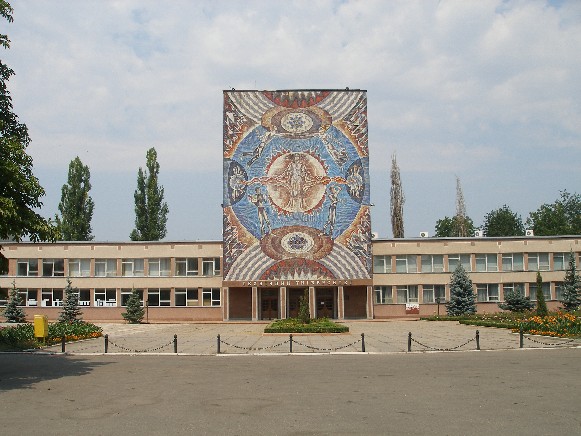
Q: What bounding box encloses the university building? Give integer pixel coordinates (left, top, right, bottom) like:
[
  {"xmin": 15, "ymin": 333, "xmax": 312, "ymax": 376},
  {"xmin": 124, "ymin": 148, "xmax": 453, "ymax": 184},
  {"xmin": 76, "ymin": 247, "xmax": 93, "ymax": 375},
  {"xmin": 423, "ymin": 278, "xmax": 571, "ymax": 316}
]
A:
[{"xmin": 1, "ymin": 90, "xmax": 578, "ymax": 321}]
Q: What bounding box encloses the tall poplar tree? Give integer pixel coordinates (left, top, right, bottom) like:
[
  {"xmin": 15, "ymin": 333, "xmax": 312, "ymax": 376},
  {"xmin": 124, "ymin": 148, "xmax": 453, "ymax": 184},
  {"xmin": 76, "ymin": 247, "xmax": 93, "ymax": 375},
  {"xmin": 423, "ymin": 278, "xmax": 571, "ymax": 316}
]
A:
[
  {"xmin": 0, "ymin": 2, "xmax": 57, "ymax": 273},
  {"xmin": 130, "ymin": 147, "xmax": 169, "ymax": 241},
  {"xmin": 390, "ymin": 153, "xmax": 405, "ymax": 238},
  {"xmin": 55, "ymin": 156, "xmax": 94, "ymax": 241}
]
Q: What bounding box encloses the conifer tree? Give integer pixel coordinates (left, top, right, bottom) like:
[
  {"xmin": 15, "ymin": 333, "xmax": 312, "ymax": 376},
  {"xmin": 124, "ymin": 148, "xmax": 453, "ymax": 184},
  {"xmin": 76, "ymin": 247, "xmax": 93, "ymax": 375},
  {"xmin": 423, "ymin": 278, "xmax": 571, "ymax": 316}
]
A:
[
  {"xmin": 498, "ymin": 285, "xmax": 534, "ymax": 312},
  {"xmin": 130, "ymin": 147, "xmax": 169, "ymax": 241},
  {"xmin": 2, "ymin": 280, "xmax": 26, "ymax": 323},
  {"xmin": 535, "ymin": 271, "xmax": 548, "ymax": 317},
  {"xmin": 55, "ymin": 156, "xmax": 94, "ymax": 241},
  {"xmin": 58, "ymin": 278, "xmax": 83, "ymax": 322},
  {"xmin": 390, "ymin": 153, "xmax": 405, "ymax": 238},
  {"xmin": 298, "ymin": 289, "xmax": 310, "ymax": 324},
  {"xmin": 561, "ymin": 251, "xmax": 580, "ymax": 312},
  {"xmin": 122, "ymin": 288, "xmax": 145, "ymax": 323},
  {"xmin": 446, "ymin": 264, "xmax": 476, "ymax": 316}
]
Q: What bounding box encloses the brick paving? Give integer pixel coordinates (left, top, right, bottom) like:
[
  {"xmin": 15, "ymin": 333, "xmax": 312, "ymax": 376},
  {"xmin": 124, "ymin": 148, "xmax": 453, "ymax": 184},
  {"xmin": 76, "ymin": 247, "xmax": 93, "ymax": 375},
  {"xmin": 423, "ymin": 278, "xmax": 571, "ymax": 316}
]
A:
[{"xmin": 39, "ymin": 320, "xmax": 580, "ymax": 355}]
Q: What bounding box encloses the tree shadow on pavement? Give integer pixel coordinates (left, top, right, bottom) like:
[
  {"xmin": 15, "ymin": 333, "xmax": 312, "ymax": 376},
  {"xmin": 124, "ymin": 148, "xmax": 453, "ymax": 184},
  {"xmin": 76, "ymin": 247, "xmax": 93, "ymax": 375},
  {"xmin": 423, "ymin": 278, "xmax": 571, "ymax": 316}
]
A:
[{"xmin": 0, "ymin": 353, "xmax": 110, "ymax": 391}]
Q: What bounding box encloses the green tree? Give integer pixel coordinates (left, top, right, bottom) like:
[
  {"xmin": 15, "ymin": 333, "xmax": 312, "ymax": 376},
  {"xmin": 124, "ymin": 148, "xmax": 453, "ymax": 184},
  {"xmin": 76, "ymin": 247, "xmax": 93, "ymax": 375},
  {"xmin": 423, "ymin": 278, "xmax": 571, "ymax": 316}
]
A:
[
  {"xmin": 561, "ymin": 251, "xmax": 580, "ymax": 312},
  {"xmin": 434, "ymin": 216, "xmax": 476, "ymax": 238},
  {"xmin": 390, "ymin": 153, "xmax": 405, "ymax": 238},
  {"xmin": 0, "ymin": 2, "xmax": 57, "ymax": 273},
  {"xmin": 446, "ymin": 264, "xmax": 476, "ymax": 316},
  {"xmin": 298, "ymin": 289, "xmax": 310, "ymax": 324},
  {"xmin": 55, "ymin": 157, "xmax": 94, "ymax": 241},
  {"xmin": 122, "ymin": 288, "xmax": 145, "ymax": 324},
  {"xmin": 482, "ymin": 205, "xmax": 525, "ymax": 237},
  {"xmin": 535, "ymin": 271, "xmax": 548, "ymax": 317},
  {"xmin": 2, "ymin": 280, "xmax": 26, "ymax": 322},
  {"xmin": 130, "ymin": 147, "xmax": 169, "ymax": 241},
  {"xmin": 58, "ymin": 278, "xmax": 83, "ymax": 323},
  {"xmin": 526, "ymin": 190, "xmax": 581, "ymax": 236},
  {"xmin": 498, "ymin": 285, "xmax": 534, "ymax": 312}
]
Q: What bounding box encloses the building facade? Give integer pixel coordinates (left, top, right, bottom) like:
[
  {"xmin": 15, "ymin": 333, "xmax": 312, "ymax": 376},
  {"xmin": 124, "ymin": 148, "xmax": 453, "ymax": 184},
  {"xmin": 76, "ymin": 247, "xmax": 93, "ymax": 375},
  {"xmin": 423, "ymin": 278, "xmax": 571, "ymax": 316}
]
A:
[{"xmin": 0, "ymin": 236, "xmax": 578, "ymax": 322}]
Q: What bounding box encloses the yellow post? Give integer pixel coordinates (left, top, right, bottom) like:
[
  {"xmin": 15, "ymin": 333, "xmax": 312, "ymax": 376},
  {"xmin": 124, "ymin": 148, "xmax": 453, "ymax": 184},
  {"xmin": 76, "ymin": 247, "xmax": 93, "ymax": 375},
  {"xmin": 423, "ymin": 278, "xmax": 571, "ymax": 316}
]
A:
[{"xmin": 34, "ymin": 315, "xmax": 49, "ymax": 342}]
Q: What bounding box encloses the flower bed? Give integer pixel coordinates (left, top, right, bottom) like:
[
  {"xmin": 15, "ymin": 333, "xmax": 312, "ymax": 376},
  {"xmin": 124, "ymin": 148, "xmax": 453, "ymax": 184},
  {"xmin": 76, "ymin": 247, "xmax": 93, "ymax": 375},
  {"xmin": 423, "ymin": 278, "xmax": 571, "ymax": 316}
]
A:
[{"xmin": 264, "ymin": 318, "xmax": 349, "ymax": 333}]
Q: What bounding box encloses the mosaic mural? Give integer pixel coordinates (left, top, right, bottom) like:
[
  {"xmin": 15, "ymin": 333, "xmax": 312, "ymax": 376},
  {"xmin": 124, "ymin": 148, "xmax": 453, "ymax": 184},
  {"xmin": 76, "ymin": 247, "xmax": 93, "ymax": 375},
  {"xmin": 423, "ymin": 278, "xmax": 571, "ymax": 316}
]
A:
[{"xmin": 223, "ymin": 90, "xmax": 371, "ymax": 282}]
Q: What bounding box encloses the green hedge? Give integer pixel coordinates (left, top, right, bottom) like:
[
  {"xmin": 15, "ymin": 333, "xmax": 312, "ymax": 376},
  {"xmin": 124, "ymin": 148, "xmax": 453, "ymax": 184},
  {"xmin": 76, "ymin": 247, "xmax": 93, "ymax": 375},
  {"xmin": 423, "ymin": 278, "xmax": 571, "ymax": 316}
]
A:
[
  {"xmin": 264, "ymin": 318, "xmax": 349, "ymax": 333},
  {"xmin": 0, "ymin": 321, "xmax": 102, "ymax": 350}
]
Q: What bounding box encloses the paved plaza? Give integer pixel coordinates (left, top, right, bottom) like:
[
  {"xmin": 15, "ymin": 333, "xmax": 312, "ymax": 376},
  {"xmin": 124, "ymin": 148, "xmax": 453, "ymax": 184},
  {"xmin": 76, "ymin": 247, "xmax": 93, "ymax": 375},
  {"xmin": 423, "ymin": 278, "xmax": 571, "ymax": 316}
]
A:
[{"xmin": 38, "ymin": 320, "xmax": 580, "ymax": 355}]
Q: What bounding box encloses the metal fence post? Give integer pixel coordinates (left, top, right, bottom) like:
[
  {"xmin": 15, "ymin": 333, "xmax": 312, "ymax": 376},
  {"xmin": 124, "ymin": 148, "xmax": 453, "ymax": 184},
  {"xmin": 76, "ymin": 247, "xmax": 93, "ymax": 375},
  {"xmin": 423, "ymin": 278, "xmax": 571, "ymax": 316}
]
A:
[
  {"xmin": 519, "ymin": 325, "xmax": 524, "ymax": 349},
  {"xmin": 407, "ymin": 332, "xmax": 412, "ymax": 352},
  {"xmin": 174, "ymin": 334, "xmax": 178, "ymax": 354},
  {"xmin": 361, "ymin": 333, "xmax": 365, "ymax": 352},
  {"xmin": 289, "ymin": 334, "xmax": 293, "ymax": 353},
  {"xmin": 217, "ymin": 334, "xmax": 221, "ymax": 354},
  {"xmin": 104, "ymin": 334, "xmax": 109, "ymax": 353},
  {"xmin": 476, "ymin": 330, "xmax": 480, "ymax": 350},
  {"xmin": 61, "ymin": 336, "xmax": 66, "ymax": 353}
]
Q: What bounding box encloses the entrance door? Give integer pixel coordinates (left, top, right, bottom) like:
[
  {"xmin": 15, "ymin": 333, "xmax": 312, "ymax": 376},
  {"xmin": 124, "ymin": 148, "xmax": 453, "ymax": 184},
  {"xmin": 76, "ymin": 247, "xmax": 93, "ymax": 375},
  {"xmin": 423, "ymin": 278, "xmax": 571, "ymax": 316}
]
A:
[
  {"xmin": 287, "ymin": 288, "xmax": 305, "ymax": 319},
  {"xmin": 260, "ymin": 288, "xmax": 279, "ymax": 320},
  {"xmin": 316, "ymin": 288, "xmax": 336, "ymax": 319}
]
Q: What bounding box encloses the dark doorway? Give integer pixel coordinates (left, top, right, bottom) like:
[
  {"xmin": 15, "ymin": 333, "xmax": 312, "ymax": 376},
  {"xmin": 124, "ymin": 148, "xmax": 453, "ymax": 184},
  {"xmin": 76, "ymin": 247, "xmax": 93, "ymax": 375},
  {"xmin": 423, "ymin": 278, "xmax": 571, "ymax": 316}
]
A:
[
  {"xmin": 287, "ymin": 288, "xmax": 307, "ymax": 319},
  {"xmin": 229, "ymin": 287, "xmax": 252, "ymax": 320},
  {"xmin": 316, "ymin": 287, "xmax": 337, "ymax": 319},
  {"xmin": 344, "ymin": 286, "xmax": 367, "ymax": 319},
  {"xmin": 260, "ymin": 288, "xmax": 279, "ymax": 320}
]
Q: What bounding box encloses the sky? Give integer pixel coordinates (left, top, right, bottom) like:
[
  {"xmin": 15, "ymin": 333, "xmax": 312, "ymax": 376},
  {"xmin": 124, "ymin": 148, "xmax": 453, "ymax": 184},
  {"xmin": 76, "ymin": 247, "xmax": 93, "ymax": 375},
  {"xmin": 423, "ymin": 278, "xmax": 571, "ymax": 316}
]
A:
[{"xmin": 4, "ymin": 0, "xmax": 581, "ymax": 241}]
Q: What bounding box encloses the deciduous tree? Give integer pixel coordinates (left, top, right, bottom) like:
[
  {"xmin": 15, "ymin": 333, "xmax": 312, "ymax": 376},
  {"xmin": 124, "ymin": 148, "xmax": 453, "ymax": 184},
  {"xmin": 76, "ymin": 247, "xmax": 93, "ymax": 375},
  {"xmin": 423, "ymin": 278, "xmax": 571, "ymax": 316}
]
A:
[
  {"xmin": 130, "ymin": 147, "xmax": 169, "ymax": 241},
  {"xmin": 482, "ymin": 205, "xmax": 525, "ymax": 237},
  {"xmin": 55, "ymin": 157, "xmax": 94, "ymax": 241},
  {"xmin": 0, "ymin": 1, "xmax": 57, "ymax": 273},
  {"xmin": 526, "ymin": 190, "xmax": 581, "ymax": 236},
  {"xmin": 434, "ymin": 216, "xmax": 475, "ymax": 238}
]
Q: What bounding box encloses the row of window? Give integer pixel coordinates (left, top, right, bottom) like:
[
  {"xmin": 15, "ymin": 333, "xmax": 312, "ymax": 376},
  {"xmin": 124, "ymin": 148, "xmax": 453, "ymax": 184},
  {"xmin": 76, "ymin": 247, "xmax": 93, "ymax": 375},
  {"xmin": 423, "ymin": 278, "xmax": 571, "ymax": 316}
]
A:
[
  {"xmin": 15, "ymin": 257, "xmax": 221, "ymax": 278},
  {"xmin": 374, "ymin": 282, "xmax": 566, "ymax": 304},
  {"xmin": 0, "ymin": 288, "xmax": 221, "ymax": 308},
  {"xmin": 373, "ymin": 252, "xmax": 578, "ymax": 274}
]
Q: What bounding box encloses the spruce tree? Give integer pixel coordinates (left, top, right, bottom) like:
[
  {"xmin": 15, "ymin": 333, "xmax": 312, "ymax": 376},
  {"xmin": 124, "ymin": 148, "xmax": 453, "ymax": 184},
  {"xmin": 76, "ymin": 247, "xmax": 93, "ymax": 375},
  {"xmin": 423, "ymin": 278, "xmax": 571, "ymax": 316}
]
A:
[
  {"xmin": 498, "ymin": 285, "xmax": 534, "ymax": 312},
  {"xmin": 130, "ymin": 147, "xmax": 169, "ymax": 241},
  {"xmin": 122, "ymin": 289, "xmax": 145, "ymax": 324},
  {"xmin": 59, "ymin": 278, "xmax": 83, "ymax": 322},
  {"xmin": 535, "ymin": 271, "xmax": 548, "ymax": 317},
  {"xmin": 446, "ymin": 264, "xmax": 476, "ymax": 316},
  {"xmin": 561, "ymin": 251, "xmax": 581, "ymax": 312},
  {"xmin": 55, "ymin": 156, "xmax": 94, "ymax": 241},
  {"xmin": 2, "ymin": 280, "xmax": 26, "ymax": 323}
]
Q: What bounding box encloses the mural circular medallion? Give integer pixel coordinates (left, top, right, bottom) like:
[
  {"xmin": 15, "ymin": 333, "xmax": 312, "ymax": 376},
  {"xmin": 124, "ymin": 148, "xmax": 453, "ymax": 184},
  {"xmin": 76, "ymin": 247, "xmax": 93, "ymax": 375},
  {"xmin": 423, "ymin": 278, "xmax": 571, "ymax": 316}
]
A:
[
  {"xmin": 280, "ymin": 111, "xmax": 313, "ymax": 134},
  {"xmin": 260, "ymin": 225, "xmax": 333, "ymax": 260},
  {"xmin": 280, "ymin": 231, "xmax": 315, "ymax": 254}
]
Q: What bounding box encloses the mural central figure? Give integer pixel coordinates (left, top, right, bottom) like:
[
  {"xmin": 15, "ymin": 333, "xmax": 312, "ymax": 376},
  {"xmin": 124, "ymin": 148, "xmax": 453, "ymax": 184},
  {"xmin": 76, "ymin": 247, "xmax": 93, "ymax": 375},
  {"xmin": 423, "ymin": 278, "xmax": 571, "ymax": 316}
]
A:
[{"xmin": 223, "ymin": 90, "xmax": 371, "ymax": 282}]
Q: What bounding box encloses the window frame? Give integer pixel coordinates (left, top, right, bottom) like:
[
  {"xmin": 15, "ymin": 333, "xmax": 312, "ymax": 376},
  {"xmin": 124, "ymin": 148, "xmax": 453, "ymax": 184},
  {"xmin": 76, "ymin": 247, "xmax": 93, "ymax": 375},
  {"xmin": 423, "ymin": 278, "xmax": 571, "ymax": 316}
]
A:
[
  {"xmin": 422, "ymin": 285, "xmax": 446, "ymax": 303},
  {"xmin": 175, "ymin": 258, "xmax": 199, "ymax": 276},
  {"xmin": 148, "ymin": 258, "xmax": 170, "ymax": 277},
  {"xmin": 17, "ymin": 259, "xmax": 38, "ymax": 277},
  {"xmin": 68, "ymin": 258, "xmax": 91, "ymax": 277},
  {"xmin": 396, "ymin": 285, "xmax": 419, "ymax": 304},
  {"xmin": 122, "ymin": 259, "xmax": 144, "ymax": 277},
  {"xmin": 476, "ymin": 284, "xmax": 499, "ymax": 302},
  {"xmin": 42, "ymin": 259, "xmax": 65, "ymax": 277},
  {"xmin": 528, "ymin": 253, "xmax": 550, "ymax": 271},
  {"xmin": 395, "ymin": 255, "xmax": 418, "ymax": 274},
  {"xmin": 373, "ymin": 256, "xmax": 392, "ymax": 274},
  {"xmin": 475, "ymin": 254, "xmax": 498, "ymax": 272},
  {"xmin": 95, "ymin": 259, "xmax": 117, "ymax": 277},
  {"xmin": 421, "ymin": 255, "xmax": 444, "ymax": 273},
  {"xmin": 501, "ymin": 253, "xmax": 524, "ymax": 272},
  {"xmin": 373, "ymin": 285, "xmax": 393, "ymax": 304},
  {"xmin": 202, "ymin": 258, "xmax": 221, "ymax": 276},
  {"xmin": 202, "ymin": 288, "xmax": 221, "ymax": 306},
  {"xmin": 447, "ymin": 254, "xmax": 471, "ymax": 272}
]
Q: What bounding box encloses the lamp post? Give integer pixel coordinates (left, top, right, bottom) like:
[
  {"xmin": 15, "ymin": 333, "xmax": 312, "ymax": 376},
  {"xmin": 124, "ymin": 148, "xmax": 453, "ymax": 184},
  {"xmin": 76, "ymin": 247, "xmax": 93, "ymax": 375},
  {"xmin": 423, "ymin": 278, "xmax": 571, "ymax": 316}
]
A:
[
  {"xmin": 145, "ymin": 300, "xmax": 149, "ymax": 324},
  {"xmin": 435, "ymin": 296, "xmax": 441, "ymax": 317}
]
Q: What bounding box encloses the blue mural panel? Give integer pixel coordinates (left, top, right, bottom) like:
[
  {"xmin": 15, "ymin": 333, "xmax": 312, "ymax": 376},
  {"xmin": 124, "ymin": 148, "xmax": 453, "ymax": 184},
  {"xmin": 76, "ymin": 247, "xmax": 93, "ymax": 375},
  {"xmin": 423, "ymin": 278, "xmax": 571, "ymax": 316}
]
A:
[{"xmin": 223, "ymin": 90, "xmax": 371, "ymax": 282}]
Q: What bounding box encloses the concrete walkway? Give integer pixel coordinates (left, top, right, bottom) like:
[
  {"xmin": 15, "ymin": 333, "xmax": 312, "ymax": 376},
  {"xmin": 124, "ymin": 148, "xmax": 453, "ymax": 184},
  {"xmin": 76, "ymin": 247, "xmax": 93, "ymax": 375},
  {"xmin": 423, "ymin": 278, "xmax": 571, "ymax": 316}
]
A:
[{"xmin": 40, "ymin": 320, "xmax": 580, "ymax": 355}]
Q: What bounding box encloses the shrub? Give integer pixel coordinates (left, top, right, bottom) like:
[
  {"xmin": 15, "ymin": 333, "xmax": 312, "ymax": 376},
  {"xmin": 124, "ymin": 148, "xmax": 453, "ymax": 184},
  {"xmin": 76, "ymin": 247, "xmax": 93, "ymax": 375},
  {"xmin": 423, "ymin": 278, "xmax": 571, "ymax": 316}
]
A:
[
  {"xmin": 498, "ymin": 285, "xmax": 534, "ymax": 312},
  {"xmin": 264, "ymin": 318, "xmax": 348, "ymax": 333}
]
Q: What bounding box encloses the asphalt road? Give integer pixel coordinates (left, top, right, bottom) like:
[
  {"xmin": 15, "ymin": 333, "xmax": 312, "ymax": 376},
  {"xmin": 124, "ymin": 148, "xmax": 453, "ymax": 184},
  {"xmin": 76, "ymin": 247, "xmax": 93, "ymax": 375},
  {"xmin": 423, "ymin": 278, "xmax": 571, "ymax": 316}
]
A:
[{"xmin": 1, "ymin": 348, "xmax": 579, "ymax": 435}]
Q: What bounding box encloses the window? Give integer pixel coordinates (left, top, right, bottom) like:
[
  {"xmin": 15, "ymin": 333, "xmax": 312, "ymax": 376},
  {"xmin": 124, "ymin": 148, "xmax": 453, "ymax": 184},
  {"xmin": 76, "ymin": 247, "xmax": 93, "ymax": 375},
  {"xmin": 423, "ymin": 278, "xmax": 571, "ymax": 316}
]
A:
[
  {"xmin": 94, "ymin": 288, "xmax": 117, "ymax": 306},
  {"xmin": 529, "ymin": 282, "xmax": 551, "ymax": 301},
  {"xmin": 75, "ymin": 289, "xmax": 91, "ymax": 306},
  {"xmin": 395, "ymin": 255, "xmax": 417, "ymax": 273},
  {"xmin": 374, "ymin": 286, "xmax": 393, "ymax": 304},
  {"xmin": 175, "ymin": 258, "xmax": 198, "ymax": 276},
  {"xmin": 555, "ymin": 282, "xmax": 564, "ymax": 301},
  {"xmin": 17, "ymin": 259, "xmax": 38, "ymax": 276},
  {"xmin": 475, "ymin": 254, "xmax": 498, "ymax": 272},
  {"xmin": 396, "ymin": 285, "xmax": 418, "ymax": 304},
  {"xmin": 528, "ymin": 253, "xmax": 549, "ymax": 271},
  {"xmin": 202, "ymin": 258, "xmax": 221, "ymax": 276},
  {"xmin": 41, "ymin": 288, "xmax": 64, "ymax": 306},
  {"xmin": 447, "ymin": 254, "xmax": 471, "ymax": 272},
  {"xmin": 175, "ymin": 288, "xmax": 199, "ymax": 306},
  {"xmin": 147, "ymin": 288, "xmax": 171, "ymax": 306},
  {"xmin": 476, "ymin": 284, "xmax": 499, "ymax": 302},
  {"xmin": 95, "ymin": 259, "xmax": 117, "ymax": 277},
  {"xmin": 69, "ymin": 259, "xmax": 90, "ymax": 277},
  {"xmin": 0, "ymin": 288, "xmax": 8, "ymax": 306},
  {"xmin": 422, "ymin": 285, "xmax": 446, "ymax": 303},
  {"xmin": 121, "ymin": 289, "xmax": 143, "ymax": 307},
  {"xmin": 373, "ymin": 256, "xmax": 392, "ymax": 274},
  {"xmin": 553, "ymin": 253, "xmax": 567, "ymax": 271},
  {"xmin": 421, "ymin": 255, "xmax": 444, "ymax": 273},
  {"xmin": 503, "ymin": 283, "xmax": 525, "ymax": 297},
  {"xmin": 202, "ymin": 288, "xmax": 221, "ymax": 306},
  {"xmin": 18, "ymin": 289, "xmax": 38, "ymax": 306},
  {"xmin": 42, "ymin": 259, "xmax": 65, "ymax": 277},
  {"xmin": 148, "ymin": 258, "xmax": 170, "ymax": 277},
  {"xmin": 501, "ymin": 253, "xmax": 524, "ymax": 271},
  {"xmin": 122, "ymin": 259, "xmax": 144, "ymax": 277}
]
